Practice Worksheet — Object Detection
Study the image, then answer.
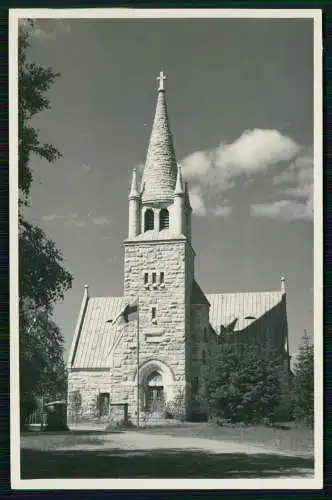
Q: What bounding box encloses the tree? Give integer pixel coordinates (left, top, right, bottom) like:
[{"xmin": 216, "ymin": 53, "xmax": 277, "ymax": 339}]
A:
[
  {"xmin": 18, "ymin": 20, "xmax": 73, "ymax": 425},
  {"xmin": 18, "ymin": 19, "xmax": 61, "ymax": 203},
  {"xmin": 293, "ymin": 331, "xmax": 314, "ymax": 427},
  {"xmin": 206, "ymin": 341, "xmax": 286, "ymax": 424}
]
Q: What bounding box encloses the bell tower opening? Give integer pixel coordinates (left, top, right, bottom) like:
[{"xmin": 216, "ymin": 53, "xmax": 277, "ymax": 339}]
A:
[
  {"xmin": 144, "ymin": 209, "xmax": 154, "ymax": 231},
  {"xmin": 159, "ymin": 208, "xmax": 169, "ymax": 230}
]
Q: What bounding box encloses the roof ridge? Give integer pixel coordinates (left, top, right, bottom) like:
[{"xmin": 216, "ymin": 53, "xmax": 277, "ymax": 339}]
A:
[{"xmin": 206, "ymin": 290, "xmax": 282, "ymax": 296}]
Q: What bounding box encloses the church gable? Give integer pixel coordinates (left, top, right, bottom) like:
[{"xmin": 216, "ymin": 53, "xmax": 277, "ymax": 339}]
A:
[
  {"xmin": 191, "ymin": 280, "xmax": 210, "ymax": 307},
  {"xmin": 70, "ymin": 296, "xmax": 127, "ymax": 369}
]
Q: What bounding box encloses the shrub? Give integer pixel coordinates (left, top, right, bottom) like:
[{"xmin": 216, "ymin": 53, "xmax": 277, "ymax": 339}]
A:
[
  {"xmin": 293, "ymin": 332, "xmax": 314, "ymax": 427},
  {"xmin": 206, "ymin": 341, "xmax": 287, "ymax": 425}
]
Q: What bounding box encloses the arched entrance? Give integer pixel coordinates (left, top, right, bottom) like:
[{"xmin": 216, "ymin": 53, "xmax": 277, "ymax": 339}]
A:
[
  {"xmin": 146, "ymin": 371, "xmax": 164, "ymax": 412},
  {"xmin": 133, "ymin": 359, "xmax": 175, "ymax": 415}
]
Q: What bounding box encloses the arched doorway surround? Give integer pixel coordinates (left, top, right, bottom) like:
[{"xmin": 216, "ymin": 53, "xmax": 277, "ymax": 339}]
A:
[{"xmin": 133, "ymin": 359, "xmax": 175, "ymax": 411}]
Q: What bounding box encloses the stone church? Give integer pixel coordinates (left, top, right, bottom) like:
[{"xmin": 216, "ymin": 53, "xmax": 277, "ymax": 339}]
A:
[{"xmin": 67, "ymin": 72, "xmax": 290, "ymax": 426}]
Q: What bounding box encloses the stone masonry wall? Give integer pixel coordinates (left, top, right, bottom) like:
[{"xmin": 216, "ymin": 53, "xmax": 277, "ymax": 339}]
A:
[
  {"xmin": 67, "ymin": 370, "xmax": 112, "ymax": 425},
  {"xmin": 122, "ymin": 240, "xmax": 192, "ymax": 418}
]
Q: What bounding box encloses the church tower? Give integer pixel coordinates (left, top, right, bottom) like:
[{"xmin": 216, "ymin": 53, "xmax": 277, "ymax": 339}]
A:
[{"xmin": 123, "ymin": 72, "xmax": 195, "ymax": 417}]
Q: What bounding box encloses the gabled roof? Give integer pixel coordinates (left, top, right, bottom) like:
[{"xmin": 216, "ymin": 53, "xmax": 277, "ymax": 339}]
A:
[
  {"xmin": 206, "ymin": 291, "xmax": 284, "ymax": 334},
  {"xmin": 71, "ymin": 296, "xmax": 127, "ymax": 369},
  {"xmin": 141, "ymin": 86, "xmax": 178, "ymax": 203}
]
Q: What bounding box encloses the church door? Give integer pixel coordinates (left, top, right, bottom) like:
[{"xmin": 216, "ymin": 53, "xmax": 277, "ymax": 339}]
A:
[{"xmin": 146, "ymin": 371, "xmax": 164, "ymax": 413}]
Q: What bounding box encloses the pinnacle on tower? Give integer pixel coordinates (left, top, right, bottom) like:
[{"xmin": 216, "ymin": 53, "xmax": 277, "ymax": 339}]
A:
[
  {"xmin": 141, "ymin": 71, "xmax": 178, "ymax": 203},
  {"xmin": 174, "ymin": 164, "xmax": 184, "ymax": 196},
  {"xmin": 129, "ymin": 167, "xmax": 139, "ymax": 199}
]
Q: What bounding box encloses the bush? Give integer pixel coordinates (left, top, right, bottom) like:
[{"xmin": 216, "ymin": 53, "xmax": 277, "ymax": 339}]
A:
[
  {"xmin": 206, "ymin": 342, "xmax": 288, "ymax": 425},
  {"xmin": 292, "ymin": 332, "xmax": 314, "ymax": 427},
  {"xmin": 165, "ymin": 391, "xmax": 186, "ymax": 421}
]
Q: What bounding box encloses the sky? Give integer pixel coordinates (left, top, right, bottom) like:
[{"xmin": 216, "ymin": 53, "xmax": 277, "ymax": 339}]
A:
[{"xmin": 21, "ymin": 16, "xmax": 315, "ymax": 359}]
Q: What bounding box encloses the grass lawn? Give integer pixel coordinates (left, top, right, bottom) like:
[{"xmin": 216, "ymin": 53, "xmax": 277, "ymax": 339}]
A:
[{"xmin": 135, "ymin": 421, "xmax": 314, "ymax": 456}]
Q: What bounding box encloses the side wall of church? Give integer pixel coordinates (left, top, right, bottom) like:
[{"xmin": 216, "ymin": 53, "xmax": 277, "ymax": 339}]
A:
[
  {"xmin": 67, "ymin": 369, "xmax": 112, "ymax": 425},
  {"xmin": 190, "ymin": 304, "xmax": 210, "ymax": 418},
  {"xmin": 122, "ymin": 240, "xmax": 193, "ymax": 418}
]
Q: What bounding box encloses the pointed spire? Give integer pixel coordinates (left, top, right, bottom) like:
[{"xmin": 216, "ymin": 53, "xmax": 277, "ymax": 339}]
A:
[
  {"xmin": 129, "ymin": 167, "xmax": 139, "ymax": 199},
  {"xmin": 281, "ymin": 276, "xmax": 286, "ymax": 294},
  {"xmin": 184, "ymin": 181, "xmax": 192, "ymax": 211},
  {"xmin": 141, "ymin": 72, "xmax": 178, "ymax": 203},
  {"xmin": 174, "ymin": 164, "xmax": 184, "ymax": 196}
]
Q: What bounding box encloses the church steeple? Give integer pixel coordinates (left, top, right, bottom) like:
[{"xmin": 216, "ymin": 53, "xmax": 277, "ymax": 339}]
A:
[{"xmin": 141, "ymin": 71, "xmax": 178, "ymax": 204}]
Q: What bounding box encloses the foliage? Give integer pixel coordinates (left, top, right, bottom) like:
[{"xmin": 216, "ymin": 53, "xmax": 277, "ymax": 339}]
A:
[
  {"xmin": 18, "ymin": 20, "xmax": 73, "ymax": 425},
  {"xmin": 19, "ymin": 220, "xmax": 72, "ymax": 311},
  {"xmin": 292, "ymin": 332, "xmax": 314, "ymax": 427},
  {"xmin": 165, "ymin": 390, "xmax": 186, "ymax": 421},
  {"xmin": 20, "ymin": 301, "xmax": 67, "ymax": 426},
  {"xmin": 18, "ymin": 20, "xmax": 61, "ymax": 202},
  {"xmin": 206, "ymin": 341, "xmax": 287, "ymax": 425}
]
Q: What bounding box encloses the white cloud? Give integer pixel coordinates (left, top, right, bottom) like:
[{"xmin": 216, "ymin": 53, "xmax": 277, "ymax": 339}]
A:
[
  {"xmin": 211, "ymin": 205, "xmax": 232, "ymax": 217},
  {"xmin": 93, "ymin": 217, "xmax": 109, "ymax": 225},
  {"xmin": 65, "ymin": 219, "xmax": 86, "ymax": 227},
  {"xmin": 251, "ymin": 199, "xmax": 313, "ymax": 221},
  {"xmin": 42, "ymin": 214, "xmax": 64, "ymax": 222},
  {"xmin": 254, "ymin": 148, "xmax": 313, "ymax": 221},
  {"xmin": 81, "ymin": 163, "xmax": 92, "ymax": 173},
  {"xmin": 182, "ymin": 129, "xmax": 299, "ymax": 184},
  {"xmin": 181, "ymin": 129, "xmax": 312, "ymax": 221},
  {"xmin": 189, "ymin": 188, "xmax": 207, "ymax": 216}
]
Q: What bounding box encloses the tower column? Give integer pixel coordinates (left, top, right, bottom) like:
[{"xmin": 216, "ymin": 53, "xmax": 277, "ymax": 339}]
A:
[
  {"xmin": 173, "ymin": 165, "xmax": 185, "ymax": 235},
  {"xmin": 128, "ymin": 167, "xmax": 140, "ymax": 239}
]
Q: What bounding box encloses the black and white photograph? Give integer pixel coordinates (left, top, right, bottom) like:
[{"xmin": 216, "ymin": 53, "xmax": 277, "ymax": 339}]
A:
[{"xmin": 10, "ymin": 8, "xmax": 322, "ymax": 489}]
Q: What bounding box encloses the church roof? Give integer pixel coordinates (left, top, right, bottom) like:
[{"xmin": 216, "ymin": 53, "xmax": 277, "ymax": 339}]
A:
[
  {"xmin": 71, "ymin": 296, "xmax": 127, "ymax": 369},
  {"xmin": 206, "ymin": 290, "xmax": 284, "ymax": 334},
  {"xmin": 69, "ymin": 288, "xmax": 285, "ymax": 369},
  {"xmin": 141, "ymin": 73, "xmax": 178, "ymax": 203}
]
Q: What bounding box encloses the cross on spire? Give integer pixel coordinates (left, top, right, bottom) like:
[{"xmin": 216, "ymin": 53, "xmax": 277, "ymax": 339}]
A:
[{"xmin": 157, "ymin": 70, "xmax": 166, "ymax": 91}]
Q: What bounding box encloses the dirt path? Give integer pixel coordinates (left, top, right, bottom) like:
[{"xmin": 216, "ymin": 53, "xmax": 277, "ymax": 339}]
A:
[
  {"xmin": 21, "ymin": 430, "xmax": 314, "ymax": 479},
  {"xmin": 48, "ymin": 430, "xmax": 312, "ymax": 459}
]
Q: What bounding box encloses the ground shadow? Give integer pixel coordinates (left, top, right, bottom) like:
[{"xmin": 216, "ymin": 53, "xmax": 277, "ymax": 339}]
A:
[{"xmin": 21, "ymin": 448, "xmax": 314, "ymax": 479}]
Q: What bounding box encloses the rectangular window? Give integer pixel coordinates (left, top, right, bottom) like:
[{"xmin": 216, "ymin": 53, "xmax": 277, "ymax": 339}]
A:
[
  {"xmin": 202, "ymin": 350, "xmax": 206, "ymax": 365},
  {"xmin": 192, "ymin": 377, "xmax": 199, "ymax": 396},
  {"xmin": 204, "ymin": 327, "xmax": 208, "ymax": 342},
  {"xmin": 151, "ymin": 307, "xmax": 156, "ymax": 320},
  {"xmin": 152, "ymin": 272, "xmax": 157, "ymax": 284},
  {"xmin": 144, "ymin": 272, "xmax": 149, "ymax": 285},
  {"xmin": 97, "ymin": 392, "xmax": 110, "ymax": 417},
  {"xmin": 160, "ymin": 272, "xmax": 164, "ymax": 284}
]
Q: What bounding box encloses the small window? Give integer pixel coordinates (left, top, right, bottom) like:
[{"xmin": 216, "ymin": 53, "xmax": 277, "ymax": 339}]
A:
[
  {"xmin": 192, "ymin": 377, "xmax": 199, "ymax": 396},
  {"xmin": 202, "ymin": 350, "xmax": 206, "ymax": 365},
  {"xmin": 144, "ymin": 273, "xmax": 149, "ymax": 285},
  {"xmin": 160, "ymin": 272, "xmax": 164, "ymax": 284},
  {"xmin": 151, "ymin": 307, "xmax": 156, "ymax": 321},
  {"xmin": 144, "ymin": 209, "xmax": 154, "ymax": 231},
  {"xmin": 152, "ymin": 272, "xmax": 156, "ymax": 284},
  {"xmin": 97, "ymin": 392, "xmax": 110, "ymax": 417},
  {"xmin": 159, "ymin": 208, "xmax": 169, "ymax": 230},
  {"xmin": 204, "ymin": 327, "xmax": 208, "ymax": 342}
]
